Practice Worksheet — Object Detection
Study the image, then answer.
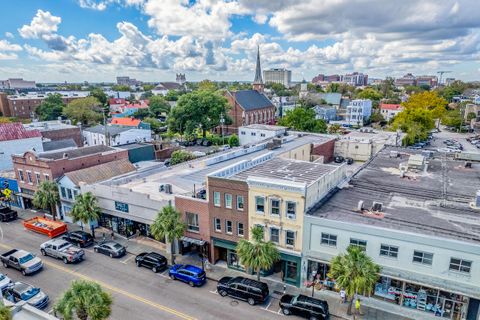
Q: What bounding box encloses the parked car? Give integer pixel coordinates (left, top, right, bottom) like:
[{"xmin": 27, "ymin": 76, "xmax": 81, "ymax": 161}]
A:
[
  {"xmin": 346, "ymin": 157, "xmax": 354, "ymax": 165},
  {"xmin": 0, "ymin": 206, "xmax": 17, "ymax": 222},
  {"xmin": 135, "ymin": 252, "xmax": 167, "ymax": 273},
  {"xmin": 0, "ymin": 273, "xmax": 11, "ymax": 292},
  {"xmin": 169, "ymin": 264, "xmax": 206, "ymax": 287},
  {"xmin": 334, "ymin": 156, "xmax": 344, "ymax": 163},
  {"xmin": 62, "ymin": 230, "xmax": 94, "ymax": 248},
  {"xmin": 93, "ymin": 241, "xmax": 126, "ymax": 258},
  {"xmin": 3, "ymin": 282, "xmax": 49, "ymax": 309},
  {"xmin": 1, "ymin": 249, "xmax": 43, "ymax": 276},
  {"xmin": 40, "ymin": 239, "xmax": 85, "ymax": 264},
  {"xmin": 217, "ymin": 276, "xmax": 269, "ymax": 305},
  {"xmin": 279, "ymin": 294, "xmax": 329, "ymax": 320}
]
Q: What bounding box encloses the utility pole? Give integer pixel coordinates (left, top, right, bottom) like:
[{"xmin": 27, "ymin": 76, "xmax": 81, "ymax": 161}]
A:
[{"xmin": 220, "ymin": 113, "xmax": 225, "ymax": 145}]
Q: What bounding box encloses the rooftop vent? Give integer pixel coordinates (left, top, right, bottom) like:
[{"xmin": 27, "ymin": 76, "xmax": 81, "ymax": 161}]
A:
[
  {"xmin": 372, "ymin": 201, "xmax": 383, "ymax": 212},
  {"xmin": 63, "ymin": 153, "xmax": 68, "ymax": 159}
]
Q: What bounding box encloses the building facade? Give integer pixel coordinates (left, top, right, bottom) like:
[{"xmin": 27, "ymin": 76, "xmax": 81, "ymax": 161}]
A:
[
  {"xmin": 0, "ymin": 123, "xmax": 43, "ymax": 171},
  {"xmin": 341, "ymin": 72, "xmax": 368, "ymax": 86},
  {"xmin": 24, "ymin": 120, "xmax": 83, "ymax": 147},
  {"xmin": 238, "ymin": 124, "xmax": 287, "ymax": 145},
  {"xmin": 345, "ymin": 99, "xmax": 372, "ymax": 125},
  {"xmin": 380, "ymin": 103, "xmax": 403, "ymax": 121},
  {"xmin": 82, "ymin": 125, "xmax": 152, "ymax": 147},
  {"xmin": 263, "ymin": 68, "xmax": 292, "ymax": 88}
]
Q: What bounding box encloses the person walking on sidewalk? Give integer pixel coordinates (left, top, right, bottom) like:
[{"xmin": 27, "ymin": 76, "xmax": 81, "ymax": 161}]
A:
[
  {"xmin": 340, "ymin": 288, "xmax": 346, "ymax": 303},
  {"xmin": 353, "ymin": 298, "xmax": 361, "ymax": 319}
]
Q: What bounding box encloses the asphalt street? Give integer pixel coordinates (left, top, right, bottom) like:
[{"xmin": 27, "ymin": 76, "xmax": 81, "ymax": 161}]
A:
[{"xmin": 0, "ymin": 219, "xmax": 341, "ymax": 320}]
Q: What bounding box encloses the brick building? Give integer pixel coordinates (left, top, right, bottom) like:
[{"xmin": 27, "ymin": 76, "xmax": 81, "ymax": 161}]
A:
[
  {"xmin": 24, "ymin": 120, "xmax": 83, "ymax": 147},
  {"xmin": 12, "ymin": 145, "xmax": 128, "ymax": 209}
]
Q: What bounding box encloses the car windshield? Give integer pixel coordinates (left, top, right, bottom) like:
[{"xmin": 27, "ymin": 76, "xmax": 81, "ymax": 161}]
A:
[
  {"xmin": 0, "ymin": 274, "xmax": 5, "ymax": 281},
  {"xmin": 20, "ymin": 286, "xmax": 40, "ymax": 300},
  {"xmin": 292, "ymin": 295, "xmax": 298, "ymax": 305},
  {"xmin": 113, "ymin": 244, "xmax": 122, "ymax": 250},
  {"xmin": 19, "ymin": 254, "xmax": 34, "ymax": 264}
]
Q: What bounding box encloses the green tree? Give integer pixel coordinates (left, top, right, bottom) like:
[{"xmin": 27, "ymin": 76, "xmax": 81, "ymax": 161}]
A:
[
  {"xmin": 168, "ymin": 90, "xmax": 229, "ymax": 137},
  {"xmin": 441, "ymin": 109, "xmax": 463, "ymax": 130},
  {"xmin": 165, "ymin": 90, "xmax": 179, "ymax": 101},
  {"xmin": 63, "ymin": 97, "xmax": 103, "ymax": 125},
  {"xmin": 149, "ymin": 95, "xmax": 171, "ymax": 117},
  {"xmin": 112, "ymin": 84, "xmax": 131, "ymax": 91},
  {"xmin": 140, "ymin": 91, "xmax": 153, "ymax": 100},
  {"xmin": 150, "ymin": 206, "xmax": 186, "ymax": 264},
  {"xmin": 467, "ymin": 112, "xmax": 477, "ymax": 121},
  {"xmin": 392, "ymin": 108, "xmax": 435, "ymax": 145},
  {"xmin": 439, "ymin": 80, "xmax": 467, "ymax": 102},
  {"xmin": 228, "ymin": 134, "xmax": 240, "ymax": 147},
  {"xmin": 0, "ymin": 302, "xmax": 11, "ymax": 320},
  {"xmin": 198, "ymin": 80, "xmax": 217, "ymax": 92},
  {"xmin": 54, "ymin": 280, "xmax": 112, "ymax": 320},
  {"xmin": 142, "ymin": 84, "xmax": 155, "ymax": 91},
  {"xmin": 401, "ymin": 91, "xmax": 447, "ymax": 119},
  {"xmin": 132, "ymin": 108, "xmax": 151, "ymax": 120},
  {"xmin": 70, "ymin": 192, "xmax": 101, "ymax": 237},
  {"xmin": 236, "ymin": 226, "xmax": 280, "ymax": 281},
  {"xmin": 356, "ymin": 88, "xmax": 382, "ymax": 101},
  {"xmin": 170, "ymin": 150, "xmax": 195, "ymax": 165},
  {"xmin": 89, "ymin": 88, "xmax": 107, "ymax": 106},
  {"xmin": 369, "ymin": 112, "xmax": 385, "ymax": 123},
  {"xmin": 328, "ymin": 246, "xmax": 381, "ymax": 315},
  {"xmin": 33, "ymin": 181, "xmax": 60, "ymax": 221},
  {"xmin": 35, "ymin": 93, "xmax": 65, "ymax": 121},
  {"xmin": 328, "ymin": 123, "xmax": 343, "ymax": 134},
  {"xmin": 143, "ymin": 117, "xmax": 164, "ymax": 133},
  {"xmin": 326, "ymin": 83, "xmax": 339, "ymax": 93},
  {"xmin": 278, "ymin": 108, "xmax": 327, "ymax": 133}
]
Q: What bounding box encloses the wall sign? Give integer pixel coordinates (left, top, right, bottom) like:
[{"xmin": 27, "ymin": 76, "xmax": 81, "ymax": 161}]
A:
[{"xmin": 115, "ymin": 201, "xmax": 129, "ymax": 213}]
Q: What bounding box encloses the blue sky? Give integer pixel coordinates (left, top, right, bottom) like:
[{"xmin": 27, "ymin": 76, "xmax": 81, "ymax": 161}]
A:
[{"xmin": 0, "ymin": 0, "xmax": 479, "ymax": 83}]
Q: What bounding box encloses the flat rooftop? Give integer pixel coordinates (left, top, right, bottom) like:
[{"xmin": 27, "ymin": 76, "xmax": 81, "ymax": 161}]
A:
[
  {"xmin": 241, "ymin": 124, "xmax": 287, "ymax": 131},
  {"xmin": 24, "ymin": 121, "xmax": 77, "ymax": 131},
  {"xmin": 309, "ymin": 146, "xmax": 480, "ymax": 244},
  {"xmin": 38, "ymin": 145, "xmax": 117, "ymax": 160}
]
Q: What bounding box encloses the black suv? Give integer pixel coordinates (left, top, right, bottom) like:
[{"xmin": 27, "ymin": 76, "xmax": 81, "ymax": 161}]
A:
[
  {"xmin": 217, "ymin": 276, "xmax": 269, "ymax": 306},
  {"xmin": 0, "ymin": 206, "xmax": 17, "ymax": 222},
  {"xmin": 135, "ymin": 252, "xmax": 167, "ymax": 273},
  {"xmin": 62, "ymin": 231, "xmax": 94, "ymax": 248},
  {"xmin": 279, "ymin": 294, "xmax": 329, "ymax": 320}
]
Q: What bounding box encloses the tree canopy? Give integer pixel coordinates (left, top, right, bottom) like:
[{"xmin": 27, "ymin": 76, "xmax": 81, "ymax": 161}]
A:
[
  {"xmin": 278, "ymin": 107, "xmax": 327, "ymax": 133},
  {"xmin": 112, "ymin": 84, "xmax": 131, "ymax": 92},
  {"xmin": 33, "ymin": 181, "xmax": 60, "ymax": 220},
  {"xmin": 228, "ymin": 134, "xmax": 240, "ymax": 147},
  {"xmin": 356, "ymin": 88, "xmax": 382, "ymax": 101},
  {"xmin": 71, "ymin": 192, "xmax": 101, "ymax": 236},
  {"xmin": 150, "ymin": 206, "xmax": 186, "ymax": 264},
  {"xmin": 35, "ymin": 93, "xmax": 65, "ymax": 121},
  {"xmin": 441, "ymin": 108, "xmax": 463, "ymax": 130},
  {"xmin": 198, "ymin": 80, "xmax": 218, "ymax": 92},
  {"xmin": 63, "ymin": 97, "xmax": 103, "ymax": 125},
  {"xmin": 170, "ymin": 150, "xmax": 195, "ymax": 165},
  {"xmin": 89, "ymin": 88, "xmax": 107, "ymax": 106},
  {"xmin": 149, "ymin": 95, "xmax": 171, "ymax": 117}
]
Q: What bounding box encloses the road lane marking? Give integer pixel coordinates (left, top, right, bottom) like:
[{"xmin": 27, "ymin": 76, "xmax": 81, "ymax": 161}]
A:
[
  {"xmin": 261, "ymin": 301, "xmax": 272, "ymax": 310},
  {"xmin": 0, "ymin": 242, "xmax": 196, "ymax": 320},
  {"xmin": 209, "ymin": 290, "xmax": 218, "ymax": 294},
  {"xmin": 120, "ymin": 255, "xmax": 135, "ymax": 264}
]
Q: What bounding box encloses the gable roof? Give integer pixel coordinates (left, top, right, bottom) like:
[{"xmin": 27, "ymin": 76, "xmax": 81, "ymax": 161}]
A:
[
  {"xmin": 231, "ymin": 90, "xmax": 274, "ymax": 111},
  {"xmin": 42, "ymin": 138, "xmax": 77, "ymax": 152},
  {"xmin": 380, "ymin": 103, "xmax": 403, "ymax": 111},
  {"xmin": 111, "ymin": 117, "xmax": 141, "ymax": 127},
  {"xmin": 63, "ymin": 159, "xmax": 136, "ymax": 186},
  {"xmin": 109, "ymin": 98, "xmax": 126, "ymax": 105},
  {"xmin": 0, "ymin": 123, "xmax": 42, "ymax": 142},
  {"xmin": 155, "ymin": 82, "xmax": 183, "ymax": 90}
]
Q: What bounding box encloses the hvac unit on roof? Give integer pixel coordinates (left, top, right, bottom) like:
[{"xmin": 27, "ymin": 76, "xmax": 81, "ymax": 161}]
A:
[
  {"xmin": 357, "ymin": 200, "xmax": 364, "ymax": 211},
  {"xmin": 372, "ymin": 202, "xmax": 383, "ymax": 212},
  {"xmin": 165, "ymin": 184, "xmax": 172, "ymax": 194}
]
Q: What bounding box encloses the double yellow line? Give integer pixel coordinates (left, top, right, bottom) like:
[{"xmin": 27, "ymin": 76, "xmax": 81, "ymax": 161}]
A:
[{"xmin": 0, "ymin": 243, "xmax": 196, "ymax": 320}]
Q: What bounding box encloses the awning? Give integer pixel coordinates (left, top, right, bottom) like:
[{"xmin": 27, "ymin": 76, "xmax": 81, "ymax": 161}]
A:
[{"xmin": 181, "ymin": 236, "xmax": 206, "ymax": 246}]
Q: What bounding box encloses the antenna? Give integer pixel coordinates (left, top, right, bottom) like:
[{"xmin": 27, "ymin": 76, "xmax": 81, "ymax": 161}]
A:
[{"xmin": 437, "ymin": 71, "xmax": 452, "ymax": 85}]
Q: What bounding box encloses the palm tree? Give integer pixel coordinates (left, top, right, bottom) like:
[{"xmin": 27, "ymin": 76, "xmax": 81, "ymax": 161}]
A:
[
  {"xmin": 54, "ymin": 280, "xmax": 112, "ymax": 320},
  {"xmin": 0, "ymin": 302, "xmax": 12, "ymax": 320},
  {"xmin": 33, "ymin": 181, "xmax": 60, "ymax": 221},
  {"xmin": 71, "ymin": 192, "xmax": 101, "ymax": 238},
  {"xmin": 150, "ymin": 206, "xmax": 186, "ymax": 264},
  {"xmin": 236, "ymin": 226, "xmax": 280, "ymax": 281},
  {"xmin": 328, "ymin": 246, "xmax": 381, "ymax": 315}
]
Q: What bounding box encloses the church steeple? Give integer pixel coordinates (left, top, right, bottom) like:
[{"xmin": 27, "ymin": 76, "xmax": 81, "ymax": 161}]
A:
[{"xmin": 252, "ymin": 45, "xmax": 264, "ymax": 92}]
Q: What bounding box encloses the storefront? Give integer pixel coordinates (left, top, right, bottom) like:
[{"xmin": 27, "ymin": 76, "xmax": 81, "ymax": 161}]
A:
[
  {"xmin": 276, "ymin": 252, "xmax": 301, "ymax": 287},
  {"xmin": 179, "ymin": 236, "xmax": 209, "ymax": 267},
  {"xmin": 212, "ymin": 238, "xmax": 244, "ymax": 270},
  {"xmin": 99, "ymin": 213, "xmax": 152, "ymax": 238},
  {"xmin": 0, "ymin": 177, "xmax": 23, "ymax": 208},
  {"xmin": 306, "ymin": 260, "xmax": 336, "ymax": 291},
  {"xmin": 374, "ymin": 276, "xmax": 470, "ymax": 320}
]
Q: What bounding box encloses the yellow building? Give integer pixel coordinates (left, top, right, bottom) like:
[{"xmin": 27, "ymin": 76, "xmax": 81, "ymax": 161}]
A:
[{"xmin": 232, "ymin": 157, "xmax": 346, "ymax": 286}]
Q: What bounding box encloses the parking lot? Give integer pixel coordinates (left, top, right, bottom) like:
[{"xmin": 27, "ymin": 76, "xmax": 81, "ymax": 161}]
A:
[{"xmin": 429, "ymin": 127, "xmax": 479, "ymax": 153}]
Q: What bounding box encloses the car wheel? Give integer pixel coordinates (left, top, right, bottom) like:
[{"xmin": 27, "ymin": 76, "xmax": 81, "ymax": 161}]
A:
[
  {"xmin": 21, "ymin": 269, "xmax": 27, "ymax": 276},
  {"xmin": 170, "ymin": 274, "xmax": 176, "ymax": 280},
  {"xmin": 152, "ymin": 267, "xmax": 158, "ymax": 273},
  {"xmin": 188, "ymin": 281, "xmax": 195, "ymax": 287},
  {"xmin": 63, "ymin": 257, "xmax": 68, "ymax": 264},
  {"xmin": 2, "ymin": 262, "xmax": 8, "ymax": 268},
  {"xmin": 94, "ymin": 248, "xmax": 98, "ymax": 253},
  {"xmin": 282, "ymin": 308, "xmax": 291, "ymax": 315},
  {"xmin": 136, "ymin": 261, "xmax": 141, "ymax": 267},
  {"xmin": 109, "ymin": 253, "xmax": 114, "ymax": 258},
  {"xmin": 40, "ymin": 249, "xmax": 46, "ymax": 256},
  {"xmin": 219, "ymin": 290, "xmax": 227, "ymax": 297},
  {"xmin": 247, "ymin": 298, "xmax": 255, "ymax": 306}
]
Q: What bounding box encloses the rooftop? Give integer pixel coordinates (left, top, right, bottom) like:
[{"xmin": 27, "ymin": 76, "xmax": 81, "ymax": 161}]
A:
[
  {"xmin": 64, "ymin": 158, "xmax": 136, "ymax": 186},
  {"xmin": 83, "ymin": 125, "xmax": 132, "ymax": 135},
  {"xmin": 380, "ymin": 103, "xmax": 403, "ymax": 110},
  {"xmin": 309, "ymin": 146, "xmax": 480, "ymax": 244},
  {"xmin": 230, "ymin": 90, "xmax": 274, "ymax": 111},
  {"xmin": 241, "ymin": 124, "xmax": 287, "ymax": 131},
  {"xmin": 111, "ymin": 117, "xmax": 141, "ymax": 127},
  {"xmin": 42, "ymin": 138, "xmax": 77, "ymax": 152},
  {"xmin": 0, "ymin": 123, "xmax": 42, "ymax": 142},
  {"xmin": 37, "ymin": 145, "xmax": 116, "ymax": 160},
  {"xmin": 24, "ymin": 120, "xmax": 77, "ymax": 131}
]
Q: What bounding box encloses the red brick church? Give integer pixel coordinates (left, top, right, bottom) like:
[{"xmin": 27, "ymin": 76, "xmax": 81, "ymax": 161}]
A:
[{"xmin": 224, "ymin": 47, "xmax": 276, "ymax": 134}]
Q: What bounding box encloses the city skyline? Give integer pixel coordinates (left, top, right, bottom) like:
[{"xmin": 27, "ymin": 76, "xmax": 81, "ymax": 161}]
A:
[{"xmin": 0, "ymin": 0, "xmax": 479, "ymax": 83}]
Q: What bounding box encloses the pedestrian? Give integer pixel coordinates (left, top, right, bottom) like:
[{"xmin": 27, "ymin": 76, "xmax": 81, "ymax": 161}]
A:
[
  {"xmin": 102, "ymin": 232, "xmax": 106, "ymax": 242},
  {"xmin": 355, "ymin": 298, "xmax": 361, "ymax": 316},
  {"xmin": 340, "ymin": 288, "xmax": 346, "ymax": 303},
  {"xmin": 110, "ymin": 231, "xmax": 115, "ymax": 240}
]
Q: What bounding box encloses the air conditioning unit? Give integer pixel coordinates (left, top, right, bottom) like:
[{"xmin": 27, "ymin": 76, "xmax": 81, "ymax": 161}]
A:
[
  {"xmin": 287, "ymin": 214, "xmax": 296, "ymax": 219},
  {"xmin": 372, "ymin": 201, "xmax": 383, "ymax": 212},
  {"xmin": 159, "ymin": 184, "xmax": 165, "ymax": 192},
  {"xmin": 165, "ymin": 184, "xmax": 172, "ymax": 194},
  {"xmin": 357, "ymin": 200, "xmax": 364, "ymax": 211}
]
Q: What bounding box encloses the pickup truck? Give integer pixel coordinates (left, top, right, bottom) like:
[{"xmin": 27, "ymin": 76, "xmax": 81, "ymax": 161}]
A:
[
  {"xmin": 1, "ymin": 249, "xmax": 43, "ymax": 276},
  {"xmin": 0, "ymin": 206, "xmax": 17, "ymax": 222},
  {"xmin": 40, "ymin": 239, "xmax": 85, "ymax": 264}
]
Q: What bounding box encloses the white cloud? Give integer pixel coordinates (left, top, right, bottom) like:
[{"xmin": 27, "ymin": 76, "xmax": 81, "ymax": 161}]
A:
[
  {"xmin": 252, "ymin": 14, "xmax": 268, "ymax": 24},
  {"xmin": 18, "ymin": 10, "xmax": 61, "ymax": 39},
  {"xmin": 5, "ymin": 32, "xmax": 14, "ymax": 39},
  {"xmin": 0, "ymin": 39, "xmax": 22, "ymax": 60},
  {"xmin": 77, "ymin": 0, "xmax": 144, "ymax": 10}
]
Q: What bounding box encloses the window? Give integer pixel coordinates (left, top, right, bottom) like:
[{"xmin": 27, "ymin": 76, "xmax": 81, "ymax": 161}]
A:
[
  {"xmin": 380, "ymin": 244, "xmax": 398, "ymax": 258},
  {"xmin": 449, "ymin": 258, "xmax": 472, "ymax": 274},
  {"xmin": 350, "ymin": 238, "xmax": 367, "ymax": 251},
  {"xmin": 214, "ymin": 218, "xmax": 221, "ymax": 232},
  {"xmin": 241, "ymin": 131, "xmax": 245, "ymax": 135},
  {"xmin": 260, "ymin": 133, "xmax": 265, "ymax": 137},
  {"xmin": 226, "ymin": 220, "xmax": 233, "ymax": 234},
  {"xmin": 186, "ymin": 212, "xmax": 199, "ymax": 232},
  {"xmin": 251, "ymin": 132, "xmax": 256, "ymax": 136},
  {"xmin": 237, "ymin": 223, "xmax": 244, "ymax": 236},
  {"xmin": 43, "ymin": 174, "xmax": 49, "ymax": 181},
  {"xmin": 270, "ymin": 199, "xmax": 280, "ymax": 215},
  {"xmin": 225, "ymin": 193, "xmax": 232, "ymax": 209},
  {"xmin": 286, "ymin": 201, "xmax": 296, "ymax": 219},
  {"xmin": 60, "ymin": 187, "xmax": 67, "ymax": 199},
  {"xmin": 213, "ymin": 192, "xmax": 221, "ymax": 207},
  {"xmin": 26, "ymin": 171, "xmax": 33, "ymax": 184},
  {"xmin": 286, "ymin": 231, "xmax": 295, "ymax": 246},
  {"xmin": 18, "ymin": 170, "xmax": 24, "ymax": 182},
  {"xmin": 413, "ymin": 251, "xmax": 433, "ymax": 265},
  {"xmin": 73, "ymin": 190, "xmax": 78, "ymax": 199},
  {"xmin": 321, "ymin": 233, "xmax": 337, "ymax": 246},
  {"xmin": 67, "ymin": 188, "xmax": 73, "ymax": 200},
  {"xmin": 236, "ymin": 195, "xmax": 244, "ymax": 210},
  {"xmin": 270, "ymin": 228, "xmax": 279, "ymax": 243},
  {"xmin": 35, "ymin": 172, "xmax": 41, "ymax": 184},
  {"xmin": 255, "ymin": 196, "xmax": 265, "ymax": 213}
]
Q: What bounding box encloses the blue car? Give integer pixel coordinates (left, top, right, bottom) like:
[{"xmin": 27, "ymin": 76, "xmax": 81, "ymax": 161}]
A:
[{"xmin": 169, "ymin": 264, "xmax": 206, "ymax": 287}]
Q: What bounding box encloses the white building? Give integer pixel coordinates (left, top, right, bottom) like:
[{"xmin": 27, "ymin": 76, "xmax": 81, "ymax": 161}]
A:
[
  {"xmin": 263, "ymin": 68, "xmax": 292, "ymax": 88},
  {"xmin": 345, "ymin": 99, "xmax": 372, "ymax": 125},
  {"xmin": 379, "ymin": 103, "xmax": 404, "ymax": 121},
  {"xmin": 0, "ymin": 123, "xmax": 43, "ymax": 171},
  {"xmin": 82, "ymin": 125, "xmax": 152, "ymax": 147},
  {"xmin": 0, "ymin": 78, "xmax": 36, "ymax": 89},
  {"xmin": 303, "ymin": 147, "xmax": 480, "ymax": 320},
  {"xmin": 334, "ymin": 129, "xmax": 400, "ymax": 161},
  {"xmin": 238, "ymin": 124, "xmax": 287, "ymax": 145}
]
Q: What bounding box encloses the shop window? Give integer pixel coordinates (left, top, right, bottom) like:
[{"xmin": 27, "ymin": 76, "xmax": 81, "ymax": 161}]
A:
[
  {"xmin": 186, "ymin": 212, "xmax": 199, "ymax": 232},
  {"xmin": 60, "ymin": 187, "xmax": 67, "ymax": 199},
  {"xmin": 270, "ymin": 199, "xmax": 280, "ymax": 215},
  {"xmin": 285, "ymin": 261, "xmax": 298, "ymax": 282},
  {"xmin": 213, "ymin": 192, "xmax": 221, "ymax": 207},
  {"xmin": 226, "ymin": 220, "xmax": 233, "ymax": 234},
  {"xmin": 236, "ymin": 195, "xmax": 244, "ymax": 211},
  {"xmin": 18, "ymin": 170, "xmax": 24, "ymax": 182},
  {"xmin": 350, "ymin": 238, "xmax": 367, "ymax": 251},
  {"xmin": 270, "ymin": 228, "xmax": 279, "ymax": 243},
  {"xmin": 214, "ymin": 218, "xmax": 221, "ymax": 232},
  {"xmin": 380, "ymin": 244, "xmax": 398, "ymax": 258},
  {"xmin": 286, "ymin": 201, "xmax": 296, "ymax": 219},
  {"xmin": 286, "ymin": 230, "xmax": 295, "ymax": 246},
  {"xmin": 449, "ymin": 258, "xmax": 471, "ymax": 273},
  {"xmin": 35, "ymin": 173, "xmax": 41, "ymax": 184},
  {"xmin": 237, "ymin": 223, "xmax": 244, "ymax": 236},
  {"xmin": 321, "ymin": 233, "xmax": 337, "ymax": 247},
  {"xmin": 413, "ymin": 250, "xmax": 433, "ymax": 265},
  {"xmin": 26, "ymin": 171, "xmax": 33, "ymax": 184},
  {"xmin": 255, "ymin": 196, "xmax": 265, "ymax": 213},
  {"xmin": 225, "ymin": 193, "xmax": 232, "ymax": 209}
]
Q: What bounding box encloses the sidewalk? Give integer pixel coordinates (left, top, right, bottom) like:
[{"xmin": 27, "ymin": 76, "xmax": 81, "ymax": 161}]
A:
[{"xmin": 16, "ymin": 209, "xmax": 433, "ymax": 320}]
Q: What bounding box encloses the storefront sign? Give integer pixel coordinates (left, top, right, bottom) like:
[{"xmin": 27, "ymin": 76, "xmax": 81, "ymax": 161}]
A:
[{"xmin": 114, "ymin": 201, "xmax": 129, "ymax": 213}]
